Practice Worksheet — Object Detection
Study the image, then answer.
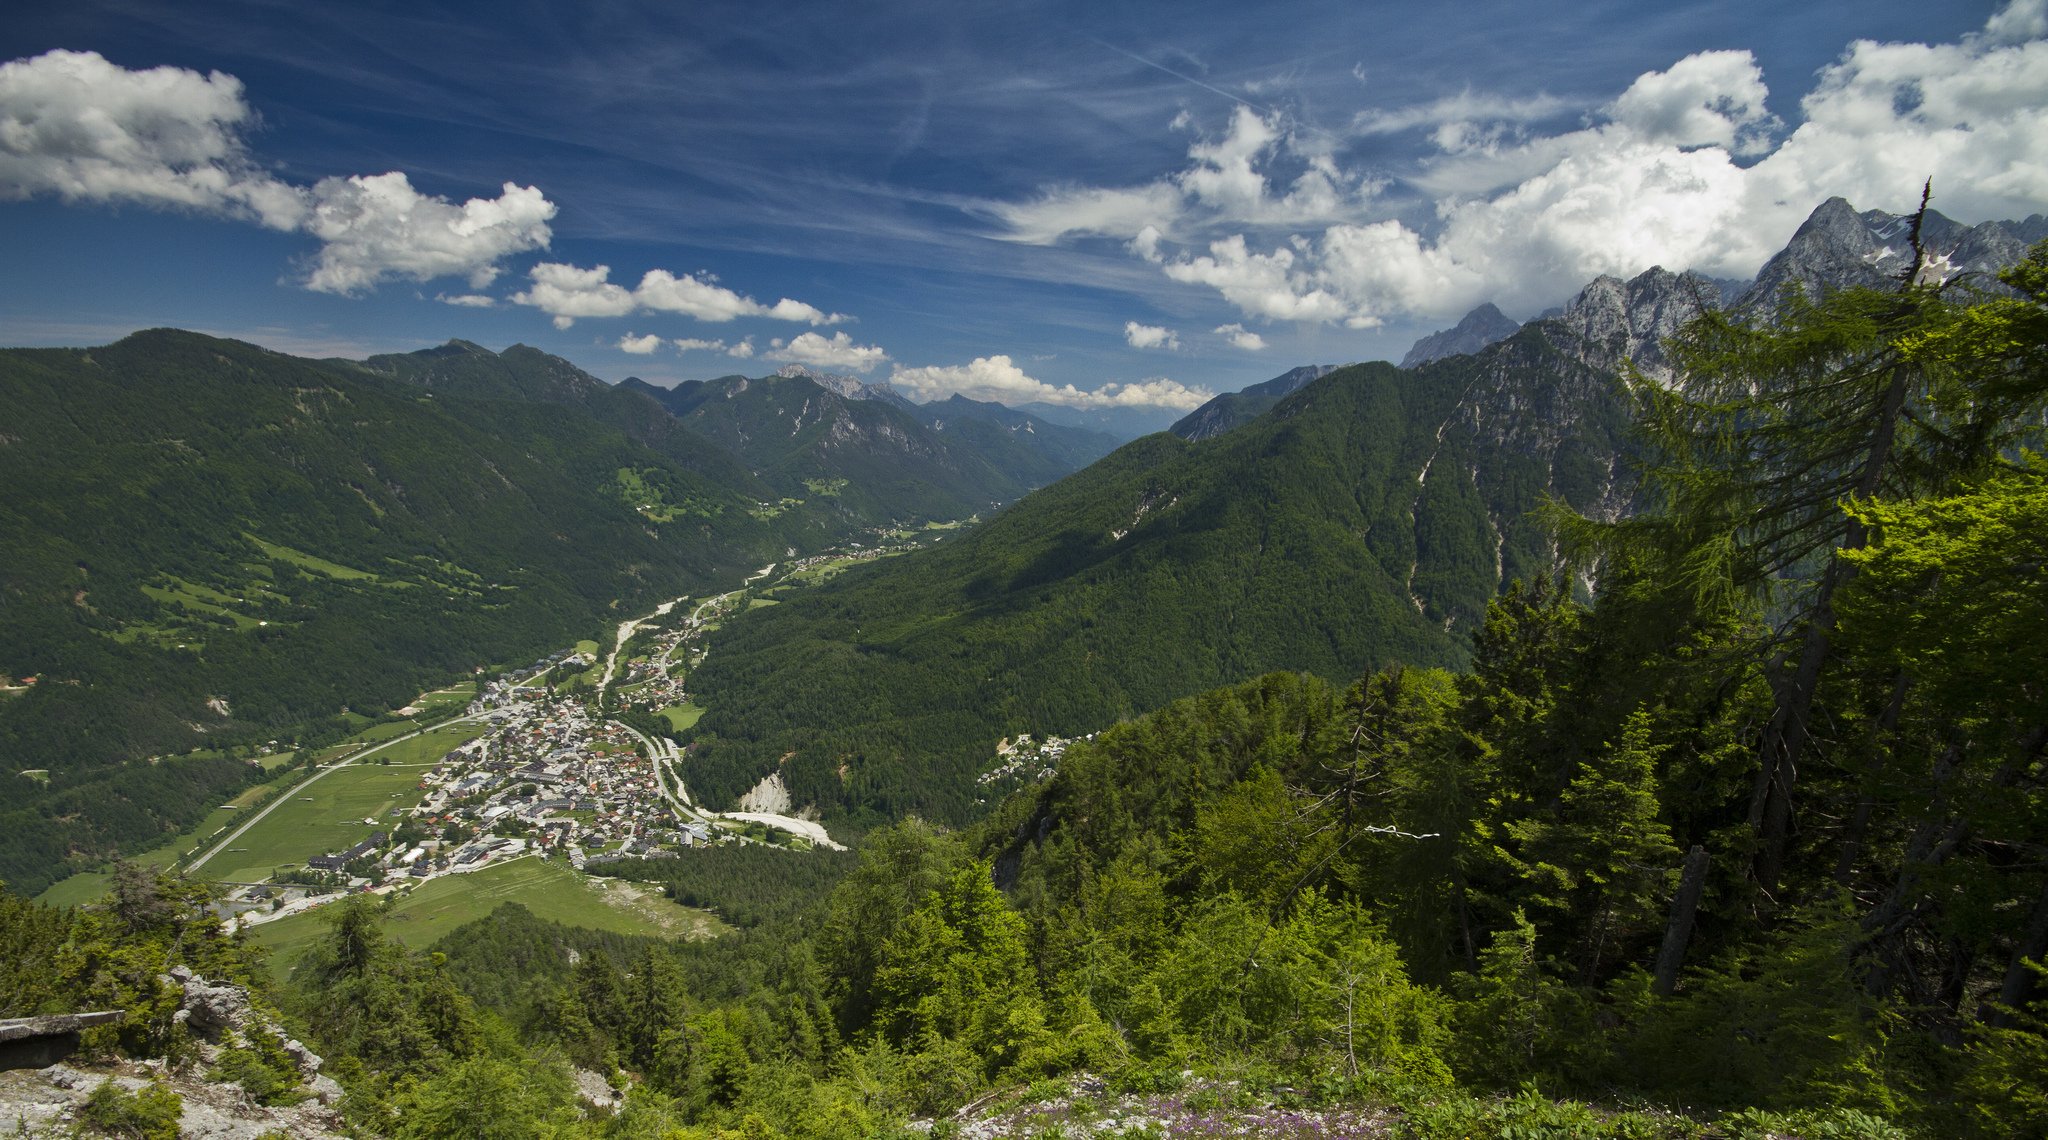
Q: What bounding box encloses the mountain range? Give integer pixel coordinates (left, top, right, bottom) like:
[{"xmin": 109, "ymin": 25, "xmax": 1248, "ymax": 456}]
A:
[
  {"xmin": 0, "ymin": 336, "xmax": 1111, "ymax": 892},
  {"xmin": 674, "ymin": 196, "xmax": 2048, "ymax": 823},
  {"xmin": 4, "ymin": 195, "xmax": 2039, "ymax": 891}
]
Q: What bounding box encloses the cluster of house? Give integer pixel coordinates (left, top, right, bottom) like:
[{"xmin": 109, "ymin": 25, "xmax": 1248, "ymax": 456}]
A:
[{"xmin": 976, "ymin": 731, "xmax": 1082, "ymax": 792}]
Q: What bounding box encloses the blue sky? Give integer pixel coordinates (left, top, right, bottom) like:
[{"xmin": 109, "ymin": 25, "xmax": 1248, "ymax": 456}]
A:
[{"xmin": 3, "ymin": 0, "xmax": 2041, "ymax": 410}]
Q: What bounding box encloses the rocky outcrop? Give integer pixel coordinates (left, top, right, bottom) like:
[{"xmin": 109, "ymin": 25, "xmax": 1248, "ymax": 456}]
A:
[
  {"xmin": 1401, "ymin": 303, "xmax": 1522, "ymax": 368},
  {"xmin": 0, "ymin": 1012, "xmax": 124, "ymax": 1072},
  {"xmin": 1, "ymin": 1060, "xmax": 347, "ymax": 1139},
  {"xmin": 1552, "ymin": 266, "xmax": 1720, "ymax": 382},
  {"xmin": 160, "ymin": 966, "xmax": 343, "ymax": 1109}
]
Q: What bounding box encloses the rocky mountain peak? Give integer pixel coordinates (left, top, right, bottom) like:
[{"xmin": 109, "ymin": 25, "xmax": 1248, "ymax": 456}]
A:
[
  {"xmin": 1739, "ymin": 197, "xmax": 2048, "ymax": 310},
  {"xmin": 774, "ymin": 363, "xmax": 915, "ymax": 408},
  {"xmin": 1553, "ymin": 266, "xmax": 1720, "ymax": 381},
  {"xmin": 1401, "ymin": 302, "xmax": 1521, "ymax": 368}
]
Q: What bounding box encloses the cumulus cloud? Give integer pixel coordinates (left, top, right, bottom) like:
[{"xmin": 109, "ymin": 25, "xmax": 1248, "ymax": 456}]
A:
[
  {"xmin": 889, "ymin": 355, "xmax": 1212, "ymax": 410},
  {"xmin": 0, "ymin": 48, "xmax": 296, "ymax": 224},
  {"xmin": 437, "ymin": 293, "xmax": 497, "ymax": 307},
  {"xmin": 301, "ymin": 173, "xmax": 553, "ymax": 294},
  {"xmin": 511, "ymin": 261, "xmax": 848, "ymax": 329},
  {"xmin": 1123, "ymin": 321, "xmax": 1179, "ymax": 350},
  {"xmin": 1214, "ymin": 323, "xmax": 1267, "ymax": 350},
  {"xmin": 671, "ymin": 337, "xmax": 728, "ymax": 354},
  {"xmin": 727, "ymin": 338, "xmax": 756, "ymax": 359},
  {"xmin": 0, "ymin": 49, "xmax": 556, "ymax": 294},
  {"xmin": 993, "ymin": 4, "xmax": 2048, "ymax": 326},
  {"xmin": 763, "ymin": 331, "xmax": 888, "ymax": 373},
  {"xmin": 618, "ymin": 332, "xmax": 663, "ymax": 355}
]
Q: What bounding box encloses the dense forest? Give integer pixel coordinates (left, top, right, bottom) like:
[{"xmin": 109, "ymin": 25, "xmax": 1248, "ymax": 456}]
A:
[{"xmin": 681, "ymin": 322, "xmax": 1635, "ymax": 823}]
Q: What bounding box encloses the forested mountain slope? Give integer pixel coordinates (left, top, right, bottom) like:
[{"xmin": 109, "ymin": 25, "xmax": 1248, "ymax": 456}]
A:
[
  {"xmin": 0, "ymin": 330, "xmax": 812, "ymax": 892},
  {"xmin": 684, "ymin": 323, "xmax": 1634, "ymax": 821},
  {"xmin": 625, "ymin": 372, "xmax": 1047, "ymax": 523},
  {"xmin": 914, "ymin": 392, "xmax": 1121, "ymax": 482},
  {"xmin": 357, "ymin": 339, "xmax": 766, "ymax": 494}
]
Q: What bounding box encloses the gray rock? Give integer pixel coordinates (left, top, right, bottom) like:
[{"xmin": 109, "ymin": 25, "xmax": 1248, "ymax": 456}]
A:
[
  {"xmin": 308, "ymin": 1073, "xmax": 344, "ymax": 1106},
  {"xmin": 1739, "ymin": 196, "xmax": 2048, "ymax": 311},
  {"xmin": 1401, "ymin": 303, "xmax": 1521, "ymax": 368},
  {"xmin": 170, "ymin": 973, "xmax": 251, "ymax": 1039},
  {"xmin": 1552, "ymin": 266, "xmax": 1720, "ymax": 382}
]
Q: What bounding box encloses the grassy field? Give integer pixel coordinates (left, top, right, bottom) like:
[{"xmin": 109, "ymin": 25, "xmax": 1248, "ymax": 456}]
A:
[
  {"xmin": 409, "ymin": 681, "xmax": 476, "ymax": 711},
  {"xmin": 659, "ymin": 701, "xmax": 704, "ymax": 732},
  {"xmin": 199, "ymin": 722, "xmax": 488, "ymax": 885},
  {"xmin": 245, "ymin": 533, "xmax": 384, "ymax": 582},
  {"xmin": 250, "ymin": 856, "xmax": 728, "ymax": 979},
  {"xmin": 37, "ymin": 769, "xmax": 307, "ymax": 907}
]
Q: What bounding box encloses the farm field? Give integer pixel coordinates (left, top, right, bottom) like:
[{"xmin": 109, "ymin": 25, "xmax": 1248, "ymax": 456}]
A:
[
  {"xmin": 36, "ymin": 768, "xmax": 304, "ymax": 907},
  {"xmin": 250, "ymin": 856, "xmax": 728, "ymax": 980},
  {"xmin": 200, "ymin": 722, "xmax": 488, "ymax": 885}
]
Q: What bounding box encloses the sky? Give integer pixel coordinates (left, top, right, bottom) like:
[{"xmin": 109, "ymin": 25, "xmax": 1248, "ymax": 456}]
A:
[{"xmin": 2, "ymin": 0, "xmax": 2044, "ymax": 412}]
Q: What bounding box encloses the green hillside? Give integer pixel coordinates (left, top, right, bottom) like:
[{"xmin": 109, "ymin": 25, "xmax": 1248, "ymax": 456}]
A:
[
  {"xmin": 0, "ymin": 330, "xmax": 810, "ymax": 893},
  {"xmin": 682, "ymin": 325, "xmax": 1634, "ymax": 821},
  {"xmin": 641, "ymin": 373, "xmax": 1045, "ymax": 524}
]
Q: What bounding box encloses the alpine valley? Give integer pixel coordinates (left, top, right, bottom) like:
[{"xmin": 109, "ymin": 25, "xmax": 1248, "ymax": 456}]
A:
[{"xmin": 5, "ymin": 193, "xmax": 2048, "ymax": 1140}]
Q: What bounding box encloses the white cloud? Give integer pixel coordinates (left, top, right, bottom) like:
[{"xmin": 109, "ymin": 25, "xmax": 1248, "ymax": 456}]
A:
[
  {"xmin": 986, "ymin": 106, "xmax": 1376, "ymax": 246},
  {"xmin": 1352, "ymin": 89, "xmax": 1575, "ymax": 137},
  {"xmin": 513, "ymin": 262, "xmax": 636, "ymax": 329},
  {"xmin": 763, "ymin": 330, "xmax": 888, "ymax": 373},
  {"xmin": 0, "ymin": 49, "xmax": 297, "ymax": 225},
  {"xmin": 889, "ymin": 355, "xmax": 1211, "ymax": 410},
  {"xmin": 993, "ymin": 3, "xmax": 2048, "ymax": 326},
  {"xmin": 1123, "ymin": 321, "xmax": 1179, "ymax": 350},
  {"xmin": 618, "ymin": 332, "xmax": 663, "ymax": 355},
  {"xmin": 436, "ymin": 293, "xmax": 497, "ymax": 308},
  {"xmin": 1607, "ymin": 50, "xmax": 1777, "ymax": 154},
  {"xmin": 511, "ymin": 261, "xmax": 848, "ymax": 328},
  {"xmin": 988, "ymin": 182, "xmax": 1183, "ymax": 244},
  {"xmin": 0, "ymin": 50, "xmax": 556, "ymax": 295},
  {"xmin": 635, "ymin": 269, "xmax": 844, "ymax": 324},
  {"xmin": 301, "ymin": 173, "xmax": 554, "ymax": 294},
  {"xmin": 671, "ymin": 337, "xmax": 728, "ymax": 353},
  {"xmin": 1985, "ymin": 0, "xmax": 2048, "ymax": 44},
  {"xmin": 727, "ymin": 338, "xmax": 756, "ymax": 359},
  {"xmin": 1214, "ymin": 323, "xmax": 1267, "ymax": 350}
]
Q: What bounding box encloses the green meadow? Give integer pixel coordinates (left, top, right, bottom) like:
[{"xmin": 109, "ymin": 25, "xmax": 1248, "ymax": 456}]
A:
[{"xmin": 250, "ymin": 856, "xmax": 728, "ymax": 980}]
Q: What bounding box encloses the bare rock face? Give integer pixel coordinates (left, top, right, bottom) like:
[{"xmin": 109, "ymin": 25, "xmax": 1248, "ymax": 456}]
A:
[
  {"xmin": 163, "ymin": 966, "xmax": 251, "ymax": 1039},
  {"xmin": 1401, "ymin": 303, "xmax": 1522, "ymax": 368},
  {"xmin": 0, "ymin": 1059, "xmax": 348, "ymax": 1138},
  {"xmin": 1738, "ymin": 196, "xmax": 2048, "ymax": 310},
  {"xmin": 1553, "ymin": 266, "xmax": 1720, "ymax": 383}
]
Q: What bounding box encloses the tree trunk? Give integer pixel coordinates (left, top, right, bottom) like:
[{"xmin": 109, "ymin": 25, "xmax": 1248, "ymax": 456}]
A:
[
  {"xmin": 1653, "ymin": 845, "xmax": 1711, "ymax": 997},
  {"xmin": 1989, "ymin": 878, "xmax": 2048, "ymax": 1029}
]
